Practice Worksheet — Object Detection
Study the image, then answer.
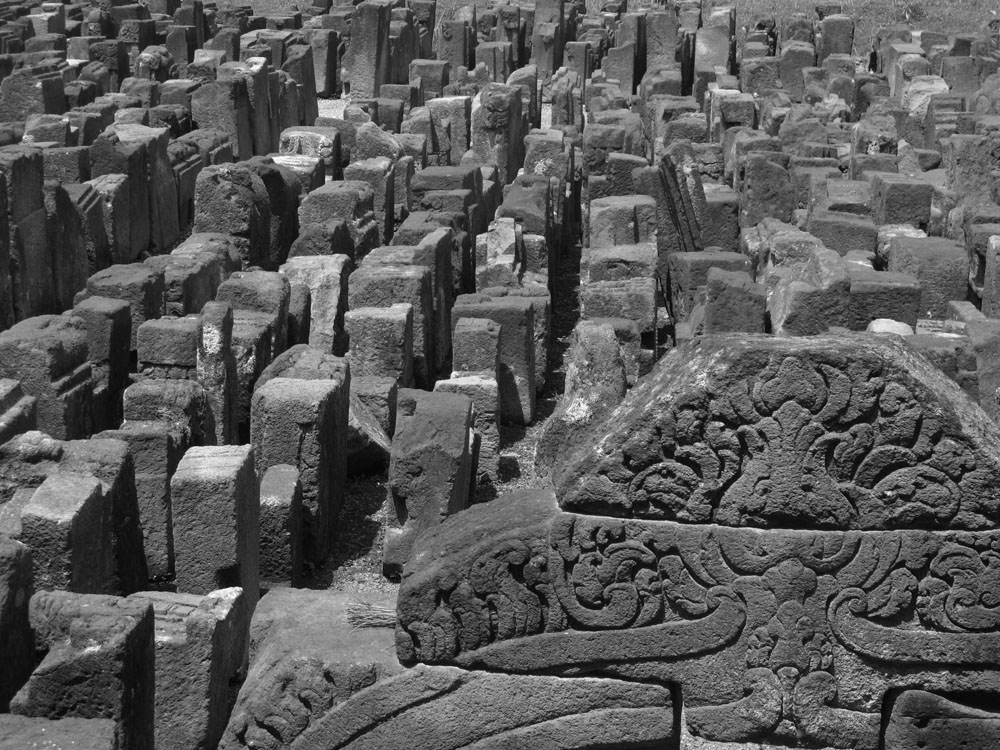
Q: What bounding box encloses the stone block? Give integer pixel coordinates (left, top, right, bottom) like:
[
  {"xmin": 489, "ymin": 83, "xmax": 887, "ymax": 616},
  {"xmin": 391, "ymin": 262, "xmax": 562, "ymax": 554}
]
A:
[
  {"xmin": 95, "ymin": 421, "xmax": 185, "ymax": 581},
  {"xmin": 250, "ymin": 377, "xmax": 347, "ymax": 565},
  {"xmin": 171, "ymin": 445, "xmax": 259, "ymax": 605},
  {"xmin": 0, "ymin": 379, "xmax": 37, "ymax": 448},
  {"xmin": 216, "ymin": 270, "xmax": 291, "ymax": 360},
  {"xmin": 384, "ymin": 388, "xmax": 474, "ymax": 578},
  {"xmin": 197, "ymin": 301, "xmax": 238, "ymax": 446},
  {"xmin": 435, "ymin": 375, "xmax": 499, "ymax": 491},
  {"xmin": 345, "ymin": 304, "xmax": 414, "ymax": 387},
  {"xmin": 85, "ymin": 263, "xmax": 166, "ymax": 350},
  {"xmin": 871, "ymin": 172, "xmax": 933, "ymax": 228},
  {"xmin": 0, "ymin": 536, "xmax": 33, "ymax": 712},
  {"xmin": 452, "ymin": 295, "xmax": 535, "ymax": 425},
  {"xmin": 0, "ymin": 316, "xmax": 92, "ymax": 440},
  {"xmin": 704, "ymin": 267, "xmax": 766, "ymax": 334},
  {"xmin": 279, "ymin": 254, "xmax": 351, "ymax": 355},
  {"xmin": 12, "ymin": 590, "xmax": 154, "ymax": 750},
  {"xmin": 125, "ymin": 587, "xmax": 250, "ymax": 750},
  {"xmin": 137, "ymin": 315, "xmax": 201, "ymax": 379},
  {"xmin": 887, "ymin": 236, "xmax": 968, "ymax": 318},
  {"xmin": 349, "ymin": 262, "xmax": 434, "ymax": 388},
  {"xmin": 123, "ymin": 378, "xmax": 213, "ymax": 447},
  {"xmin": 258, "ymin": 464, "xmax": 303, "ymax": 586}
]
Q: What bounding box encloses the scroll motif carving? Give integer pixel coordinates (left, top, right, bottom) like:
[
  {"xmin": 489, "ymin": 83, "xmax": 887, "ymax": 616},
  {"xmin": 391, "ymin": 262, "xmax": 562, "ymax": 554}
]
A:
[
  {"xmin": 918, "ymin": 541, "xmax": 1000, "ymax": 632},
  {"xmin": 556, "ymin": 336, "xmax": 1000, "ymax": 530}
]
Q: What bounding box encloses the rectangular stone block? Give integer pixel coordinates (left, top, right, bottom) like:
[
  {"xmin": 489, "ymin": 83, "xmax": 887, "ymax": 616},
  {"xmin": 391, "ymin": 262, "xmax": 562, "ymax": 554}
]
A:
[
  {"xmin": 12, "ymin": 590, "xmax": 153, "ymax": 750},
  {"xmin": 349, "ymin": 262, "xmax": 434, "ymax": 388},
  {"xmin": 434, "ymin": 374, "xmax": 499, "ymax": 493},
  {"xmin": 704, "ymin": 267, "xmax": 766, "ymax": 334},
  {"xmin": 353, "ymin": 375, "xmax": 397, "ymax": 437},
  {"xmin": 887, "ymin": 235, "xmax": 968, "ymax": 318},
  {"xmin": 871, "ymin": 172, "xmax": 933, "ymax": 229},
  {"xmin": 258, "ymin": 464, "xmax": 303, "ymax": 586},
  {"xmin": 96, "ymin": 421, "xmax": 185, "ymax": 581},
  {"xmin": 126, "ymin": 587, "xmax": 249, "ymax": 750},
  {"xmin": 280, "ymin": 254, "xmax": 351, "ymax": 355},
  {"xmin": 250, "ymin": 377, "xmax": 346, "ymax": 565},
  {"xmin": 197, "ymin": 301, "xmax": 238, "ymax": 446},
  {"xmin": 452, "ymin": 294, "xmax": 535, "ymax": 425},
  {"xmin": 85, "ymin": 263, "xmax": 166, "ymax": 351},
  {"xmin": 383, "ymin": 389, "xmax": 474, "ymax": 578},
  {"xmin": 0, "ymin": 316, "xmax": 92, "ymax": 440},
  {"xmin": 452, "ymin": 317, "xmax": 500, "ymax": 376},
  {"xmin": 137, "ymin": 315, "xmax": 201, "ymax": 378},
  {"xmin": 0, "ymin": 536, "xmax": 34, "ymax": 712},
  {"xmin": 668, "ymin": 250, "xmax": 751, "ymax": 323},
  {"xmin": 345, "ymin": 304, "xmax": 414, "ymax": 387},
  {"xmin": 123, "ymin": 378, "xmax": 213, "ymax": 447},
  {"xmin": 171, "ymin": 445, "xmax": 259, "ymax": 606},
  {"xmin": 16, "ymin": 472, "xmax": 110, "ymax": 594}
]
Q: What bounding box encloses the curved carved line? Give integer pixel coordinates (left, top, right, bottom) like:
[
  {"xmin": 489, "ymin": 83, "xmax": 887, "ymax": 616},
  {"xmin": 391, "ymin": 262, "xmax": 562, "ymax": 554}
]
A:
[
  {"xmin": 453, "ymin": 587, "xmax": 745, "ymax": 673},
  {"xmin": 830, "ymin": 589, "xmax": 1000, "ymax": 666},
  {"xmin": 685, "ymin": 668, "xmax": 782, "ymax": 742}
]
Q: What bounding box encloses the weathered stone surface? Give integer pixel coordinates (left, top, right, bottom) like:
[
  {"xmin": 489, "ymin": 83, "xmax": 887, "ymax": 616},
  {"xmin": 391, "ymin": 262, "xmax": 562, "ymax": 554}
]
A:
[
  {"xmin": 885, "ymin": 690, "xmax": 1000, "ymax": 749},
  {"xmin": 290, "ymin": 666, "xmax": 675, "ymax": 750},
  {"xmin": 171, "ymin": 446, "xmax": 259, "ymax": 606},
  {"xmin": 12, "ymin": 590, "xmax": 154, "ymax": 750},
  {"xmin": 0, "ymin": 432, "xmax": 147, "ymax": 595},
  {"xmin": 397, "ymin": 483, "xmax": 1000, "ymax": 749},
  {"xmin": 126, "ymin": 588, "xmax": 249, "ymax": 750},
  {"xmin": 219, "ymin": 588, "xmax": 401, "ymax": 750},
  {"xmin": 258, "ymin": 464, "xmax": 303, "ymax": 586},
  {"xmin": 347, "ymin": 394, "xmax": 391, "ymax": 475},
  {"xmin": 15, "ymin": 472, "xmax": 110, "ymax": 594},
  {"xmin": 251, "ymin": 377, "xmax": 347, "ymax": 565},
  {"xmin": 0, "ymin": 715, "xmax": 119, "ymax": 748},
  {"xmin": 554, "ymin": 333, "xmax": 1000, "ymax": 529},
  {"xmin": 384, "ymin": 389, "xmax": 474, "ymax": 578},
  {"xmin": 0, "ymin": 535, "xmax": 33, "ymax": 712},
  {"xmin": 536, "ymin": 320, "xmax": 627, "ymax": 475},
  {"xmin": 0, "ymin": 316, "xmax": 92, "ymax": 440}
]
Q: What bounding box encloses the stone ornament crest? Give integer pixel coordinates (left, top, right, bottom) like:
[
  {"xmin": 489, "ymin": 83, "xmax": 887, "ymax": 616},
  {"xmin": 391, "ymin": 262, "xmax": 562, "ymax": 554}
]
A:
[{"xmin": 397, "ymin": 334, "xmax": 1000, "ymax": 748}]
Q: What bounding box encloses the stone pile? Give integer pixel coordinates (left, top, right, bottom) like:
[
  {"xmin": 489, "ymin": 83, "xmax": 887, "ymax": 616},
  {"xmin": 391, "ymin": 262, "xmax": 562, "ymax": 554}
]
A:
[{"xmin": 1, "ymin": 0, "xmax": 1000, "ymax": 747}]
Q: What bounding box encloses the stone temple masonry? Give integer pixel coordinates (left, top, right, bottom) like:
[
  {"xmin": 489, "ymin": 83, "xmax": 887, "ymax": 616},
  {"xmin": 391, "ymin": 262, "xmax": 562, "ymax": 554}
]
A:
[{"xmin": 6, "ymin": 0, "xmax": 1000, "ymax": 747}]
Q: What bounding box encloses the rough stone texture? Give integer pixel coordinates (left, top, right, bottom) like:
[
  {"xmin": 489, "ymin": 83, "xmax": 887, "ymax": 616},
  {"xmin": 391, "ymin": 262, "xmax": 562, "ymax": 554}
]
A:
[
  {"xmin": 0, "ymin": 315, "xmax": 92, "ymax": 440},
  {"xmin": 0, "ymin": 715, "xmax": 120, "ymax": 749},
  {"xmin": 15, "ymin": 472, "xmax": 110, "ymax": 594},
  {"xmin": 384, "ymin": 389, "xmax": 474, "ymax": 579},
  {"xmin": 96, "ymin": 421, "xmax": 183, "ymax": 584},
  {"xmin": 251, "ymin": 377, "xmax": 347, "ymax": 565},
  {"xmin": 0, "ymin": 431, "xmax": 147, "ymax": 596},
  {"xmin": 536, "ymin": 320, "xmax": 627, "ymax": 475},
  {"xmin": 394, "ymin": 331, "xmax": 1000, "ymax": 749},
  {"xmin": 219, "ymin": 588, "xmax": 401, "ymax": 750},
  {"xmin": 170, "ymin": 446, "xmax": 259, "ymax": 607},
  {"xmin": 0, "ymin": 379, "xmax": 37, "ymax": 450},
  {"xmin": 258, "ymin": 464, "xmax": 303, "ymax": 586},
  {"xmin": 126, "ymin": 588, "xmax": 250, "ymax": 750},
  {"xmin": 554, "ymin": 333, "xmax": 1000, "ymax": 528},
  {"xmin": 12, "ymin": 590, "xmax": 154, "ymax": 750},
  {"xmin": 347, "ymin": 394, "xmax": 391, "ymax": 475},
  {"xmin": 0, "ymin": 535, "xmax": 33, "ymax": 712},
  {"xmin": 885, "ymin": 691, "xmax": 1000, "ymax": 749},
  {"xmin": 289, "ymin": 666, "xmax": 675, "ymax": 750}
]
